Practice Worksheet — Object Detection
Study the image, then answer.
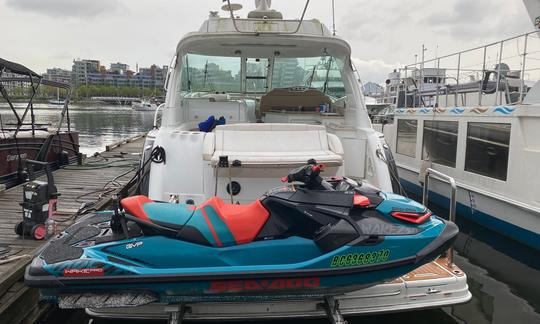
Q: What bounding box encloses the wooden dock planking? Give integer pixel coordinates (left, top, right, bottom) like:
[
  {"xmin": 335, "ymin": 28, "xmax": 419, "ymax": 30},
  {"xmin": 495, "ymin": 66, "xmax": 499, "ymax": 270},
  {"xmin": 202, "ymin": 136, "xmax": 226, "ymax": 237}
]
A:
[{"xmin": 0, "ymin": 134, "xmax": 146, "ymax": 324}]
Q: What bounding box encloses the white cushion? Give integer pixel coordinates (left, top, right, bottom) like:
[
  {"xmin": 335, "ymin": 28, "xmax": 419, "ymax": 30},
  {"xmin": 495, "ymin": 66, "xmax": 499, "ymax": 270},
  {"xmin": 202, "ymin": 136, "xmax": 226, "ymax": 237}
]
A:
[
  {"xmin": 216, "ymin": 123, "xmax": 326, "ymax": 132},
  {"xmin": 210, "ymin": 151, "xmax": 342, "ymax": 166},
  {"xmin": 327, "ymin": 133, "xmax": 344, "ymax": 155},
  {"xmin": 202, "ymin": 133, "xmax": 215, "ymax": 161},
  {"xmin": 206, "ymin": 123, "xmax": 343, "ymax": 166}
]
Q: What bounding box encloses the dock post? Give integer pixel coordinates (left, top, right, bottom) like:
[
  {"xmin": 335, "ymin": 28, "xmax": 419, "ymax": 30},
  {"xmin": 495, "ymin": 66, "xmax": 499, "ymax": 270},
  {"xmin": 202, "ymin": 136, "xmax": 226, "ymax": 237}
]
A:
[
  {"xmin": 165, "ymin": 304, "xmax": 187, "ymax": 324},
  {"xmin": 321, "ymin": 297, "xmax": 347, "ymax": 324}
]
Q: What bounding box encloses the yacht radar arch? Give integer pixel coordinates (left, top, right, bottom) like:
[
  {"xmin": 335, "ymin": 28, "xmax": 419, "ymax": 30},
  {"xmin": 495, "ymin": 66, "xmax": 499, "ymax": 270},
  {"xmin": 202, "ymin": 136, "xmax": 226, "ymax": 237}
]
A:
[{"xmin": 223, "ymin": 0, "xmax": 309, "ymax": 33}]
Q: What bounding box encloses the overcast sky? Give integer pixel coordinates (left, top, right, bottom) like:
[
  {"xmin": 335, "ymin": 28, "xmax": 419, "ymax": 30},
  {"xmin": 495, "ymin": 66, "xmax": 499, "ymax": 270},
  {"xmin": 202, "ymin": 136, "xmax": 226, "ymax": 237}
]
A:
[{"xmin": 0, "ymin": 0, "xmax": 533, "ymax": 82}]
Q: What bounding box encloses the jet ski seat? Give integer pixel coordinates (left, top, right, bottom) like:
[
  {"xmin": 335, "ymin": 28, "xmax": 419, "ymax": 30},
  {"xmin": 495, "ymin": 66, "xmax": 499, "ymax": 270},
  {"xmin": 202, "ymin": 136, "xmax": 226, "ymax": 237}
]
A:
[
  {"xmin": 121, "ymin": 195, "xmax": 270, "ymax": 247},
  {"xmin": 121, "ymin": 195, "xmax": 196, "ymax": 228}
]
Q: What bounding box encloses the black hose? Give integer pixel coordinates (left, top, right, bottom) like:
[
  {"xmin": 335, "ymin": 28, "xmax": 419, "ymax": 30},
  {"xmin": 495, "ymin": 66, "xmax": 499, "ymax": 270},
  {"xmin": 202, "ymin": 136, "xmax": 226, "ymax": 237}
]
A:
[
  {"xmin": 120, "ymin": 146, "xmax": 166, "ymax": 199},
  {"xmin": 150, "ymin": 146, "xmax": 166, "ymax": 164}
]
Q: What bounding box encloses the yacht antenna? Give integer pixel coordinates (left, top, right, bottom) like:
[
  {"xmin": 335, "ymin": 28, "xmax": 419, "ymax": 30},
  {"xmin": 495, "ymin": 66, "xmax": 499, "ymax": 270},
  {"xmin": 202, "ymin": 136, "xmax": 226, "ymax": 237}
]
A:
[
  {"xmin": 331, "ymin": 0, "xmax": 336, "ymax": 36},
  {"xmin": 255, "ymin": 0, "xmax": 271, "ymax": 11},
  {"xmin": 203, "ymin": 60, "xmax": 209, "ymax": 89}
]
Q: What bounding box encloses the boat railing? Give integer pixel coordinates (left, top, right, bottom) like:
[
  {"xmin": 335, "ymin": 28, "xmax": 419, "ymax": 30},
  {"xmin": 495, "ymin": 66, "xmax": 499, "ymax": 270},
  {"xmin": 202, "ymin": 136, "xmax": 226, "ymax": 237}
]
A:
[
  {"xmin": 153, "ymin": 103, "xmax": 165, "ymax": 129},
  {"xmin": 422, "ymin": 168, "xmax": 457, "ymax": 267},
  {"xmin": 398, "ymin": 30, "xmax": 540, "ymax": 107}
]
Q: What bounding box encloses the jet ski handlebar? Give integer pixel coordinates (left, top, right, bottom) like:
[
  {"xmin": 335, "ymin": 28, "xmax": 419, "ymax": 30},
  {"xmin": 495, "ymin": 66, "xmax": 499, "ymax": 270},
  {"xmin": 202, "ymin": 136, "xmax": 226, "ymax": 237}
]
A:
[{"xmin": 281, "ymin": 161, "xmax": 334, "ymax": 191}]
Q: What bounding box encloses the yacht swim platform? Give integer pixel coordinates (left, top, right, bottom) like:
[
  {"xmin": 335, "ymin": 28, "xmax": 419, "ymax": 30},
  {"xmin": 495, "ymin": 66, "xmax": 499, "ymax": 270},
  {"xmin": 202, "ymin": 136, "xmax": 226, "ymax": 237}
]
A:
[{"xmin": 86, "ymin": 256, "xmax": 469, "ymax": 321}]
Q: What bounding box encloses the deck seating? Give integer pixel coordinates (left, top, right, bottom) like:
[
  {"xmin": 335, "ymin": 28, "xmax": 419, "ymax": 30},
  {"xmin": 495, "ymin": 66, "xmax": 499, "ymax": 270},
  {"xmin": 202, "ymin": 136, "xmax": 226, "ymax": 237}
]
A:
[{"xmin": 202, "ymin": 123, "xmax": 344, "ymax": 167}]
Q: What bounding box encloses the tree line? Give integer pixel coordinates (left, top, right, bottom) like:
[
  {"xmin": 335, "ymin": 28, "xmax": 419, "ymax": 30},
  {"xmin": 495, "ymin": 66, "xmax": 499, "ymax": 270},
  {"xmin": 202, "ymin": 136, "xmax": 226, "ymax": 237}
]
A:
[{"xmin": 2, "ymin": 85, "xmax": 165, "ymax": 101}]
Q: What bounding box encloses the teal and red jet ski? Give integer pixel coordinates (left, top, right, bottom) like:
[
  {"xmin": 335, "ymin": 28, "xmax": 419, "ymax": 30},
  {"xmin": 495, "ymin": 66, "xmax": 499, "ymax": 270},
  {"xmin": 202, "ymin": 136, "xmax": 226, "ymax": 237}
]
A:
[{"xmin": 25, "ymin": 162, "xmax": 458, "ymax": 306}]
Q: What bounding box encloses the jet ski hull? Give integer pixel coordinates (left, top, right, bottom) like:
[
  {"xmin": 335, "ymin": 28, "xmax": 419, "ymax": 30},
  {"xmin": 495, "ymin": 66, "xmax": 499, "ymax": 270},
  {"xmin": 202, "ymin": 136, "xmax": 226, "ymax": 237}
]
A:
[{"xmin": 26, "ymin": 210, "xmax": 458, "ymax": 303}]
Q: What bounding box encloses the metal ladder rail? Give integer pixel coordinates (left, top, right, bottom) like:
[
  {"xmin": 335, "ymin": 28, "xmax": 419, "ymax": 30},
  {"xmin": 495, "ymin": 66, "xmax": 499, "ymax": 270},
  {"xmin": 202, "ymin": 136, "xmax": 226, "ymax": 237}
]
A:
[{"xmin": 422, "ymin": 168, "xmax": 457, "ymax": 266}]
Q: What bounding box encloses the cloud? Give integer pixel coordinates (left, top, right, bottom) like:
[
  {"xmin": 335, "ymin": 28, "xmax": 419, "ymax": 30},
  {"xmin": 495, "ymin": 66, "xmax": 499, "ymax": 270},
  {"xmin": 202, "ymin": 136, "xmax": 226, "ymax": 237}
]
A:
[
  {"xmin": 5, "ymin": 0, "xmax": 122, "ymax": 18},
  {"xmin": 352, "ymin": 58, "xmax": 400, "ymax": 83},
  {"xmin": 424, "ymin": 0, "xmax": 531, "ymax": 41}
]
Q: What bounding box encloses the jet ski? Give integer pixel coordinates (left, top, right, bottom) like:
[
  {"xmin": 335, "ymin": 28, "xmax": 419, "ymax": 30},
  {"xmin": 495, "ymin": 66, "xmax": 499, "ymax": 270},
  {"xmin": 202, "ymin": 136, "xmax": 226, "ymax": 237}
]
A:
[{"xmin": 25, "ymin": 162, "xmax": 458, "ymax": 307}]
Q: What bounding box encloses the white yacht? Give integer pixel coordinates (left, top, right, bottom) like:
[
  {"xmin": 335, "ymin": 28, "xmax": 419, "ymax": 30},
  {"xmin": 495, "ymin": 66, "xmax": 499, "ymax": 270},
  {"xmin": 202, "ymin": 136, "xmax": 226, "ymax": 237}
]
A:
[
  {"xmin": 132, "ymin": 99, "xmax": 159, "ymax": 111},
  {"xmin": 373, "ymin": 12, "xmax": 540, "ymax": 251},
  {"xmin": 90, "ymin": 1, "xmax": 470, "ymax": 321}
]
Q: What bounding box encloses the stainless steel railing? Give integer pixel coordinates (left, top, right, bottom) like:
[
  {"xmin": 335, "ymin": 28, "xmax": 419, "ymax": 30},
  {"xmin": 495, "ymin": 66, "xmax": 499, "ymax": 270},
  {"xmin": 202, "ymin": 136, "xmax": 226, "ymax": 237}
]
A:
[
  {"xmin": 396, "ymin": 30, "xmax": 540, "ymax": 107},
  {"xmin": 153, "ymin": 104, "xmax": 165, "ymax": 129},
  {"xmin": 422, "ymin": 168, "xmax": 457, "ymax": 266}
]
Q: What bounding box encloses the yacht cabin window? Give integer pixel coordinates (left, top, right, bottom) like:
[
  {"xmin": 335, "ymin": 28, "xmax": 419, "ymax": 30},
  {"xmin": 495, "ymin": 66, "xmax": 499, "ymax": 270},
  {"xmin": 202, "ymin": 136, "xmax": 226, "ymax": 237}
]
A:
[
  {"xmin": 465, "ymin": 122, "xmax": 511, "ymax": 181},
  {"xmin": 396, "ymin": 119, "xmax": 417, "ymax": 158},
  {"xmin": 422, "ymin": 120, "xmax": 459, "ymax": 167},
  {"xmin": 178, "ymin": 53, "xmax": 346, "ymax": 99},
  {"xmin": 272, "ymin": 56, "xmax": 345, "ymax": 98},
  {"xmin": 424, "ymin": 77, "xmax": 442, "ymax": 84},
  {"xmin": 245, "ymin": 58, "xmax": 269, "ymax": 93},
  {"xmin": 180, "ymin": 54, "xmax": 241, "ymax": 93}
]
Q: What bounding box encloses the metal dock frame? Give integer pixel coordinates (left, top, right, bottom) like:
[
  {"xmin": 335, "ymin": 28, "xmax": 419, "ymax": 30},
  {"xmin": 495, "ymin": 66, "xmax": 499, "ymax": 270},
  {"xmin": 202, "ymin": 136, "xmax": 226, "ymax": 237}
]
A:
[{"xmin": 422, "ymin": 168, "xmax": 457, "ymax": 266}]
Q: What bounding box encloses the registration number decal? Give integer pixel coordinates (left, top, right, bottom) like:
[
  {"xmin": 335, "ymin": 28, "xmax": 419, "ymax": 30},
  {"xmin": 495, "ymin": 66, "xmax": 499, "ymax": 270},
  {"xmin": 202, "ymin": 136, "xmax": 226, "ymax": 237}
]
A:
[{"xmin": 330, "ymin": 249, "xmax": 390, "ymax": 268}]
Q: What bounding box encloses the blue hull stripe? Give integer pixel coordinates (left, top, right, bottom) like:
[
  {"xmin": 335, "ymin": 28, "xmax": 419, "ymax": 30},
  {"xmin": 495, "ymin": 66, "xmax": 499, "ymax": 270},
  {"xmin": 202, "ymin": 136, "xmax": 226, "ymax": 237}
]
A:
[{"xmin": 400, "ymin": 179, "xmax": 540, "ymax": 251}]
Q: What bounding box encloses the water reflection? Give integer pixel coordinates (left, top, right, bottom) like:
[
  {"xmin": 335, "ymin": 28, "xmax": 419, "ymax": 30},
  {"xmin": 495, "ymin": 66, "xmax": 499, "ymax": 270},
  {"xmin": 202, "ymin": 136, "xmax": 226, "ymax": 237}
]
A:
[{"xmin": 0, "ymin": 105, "xmax": 155, "ymax": 155}]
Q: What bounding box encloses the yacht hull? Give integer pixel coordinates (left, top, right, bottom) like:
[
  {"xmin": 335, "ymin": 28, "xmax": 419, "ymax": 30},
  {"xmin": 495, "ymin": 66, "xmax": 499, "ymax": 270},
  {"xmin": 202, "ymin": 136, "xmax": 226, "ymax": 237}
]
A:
[{"xmin": 396, "ymin": 165, "xmax": 540, "ymax": 251}]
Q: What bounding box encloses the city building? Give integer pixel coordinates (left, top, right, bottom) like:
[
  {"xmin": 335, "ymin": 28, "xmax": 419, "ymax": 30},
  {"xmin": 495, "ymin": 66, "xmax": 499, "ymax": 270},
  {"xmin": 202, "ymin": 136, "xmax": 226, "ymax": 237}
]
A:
[
  {"xmin": 131, "ymin": 64, "xmax": 168, "ymax": 88},
  {"xmin": 363, "ymin": 82, "xmax": 384, "ymax": 97},
  {"xmin": 43, "ymin": 68, "xmax": 71, "ymax": 84},
  {"xmin": 110, "ymin": 62, "xmax": 129, "ymax": 74},
  {"xmin": 0, "ymin": 71, "xmax": 28, "ymax": 94},
  {"xmin": 72, "ymin": 59, "xmax": 100, "ymax": 86},
  {"xmin": 71, "ymin": 59, "xmax": 168, "ymax": 89}
]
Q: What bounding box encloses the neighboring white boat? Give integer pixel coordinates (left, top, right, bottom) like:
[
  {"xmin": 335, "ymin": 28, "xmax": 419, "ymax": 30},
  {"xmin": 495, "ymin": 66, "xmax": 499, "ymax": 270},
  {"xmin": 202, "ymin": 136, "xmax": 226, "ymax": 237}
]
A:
[
  {"xmin": 364, "ymin": 95, "xmax": 390, "ymax": 120},
  {"xmin": 132, "ymin": 99, "xmax": 158, "ymax": 111},
  {"xmin": 372, "ymin": 28, "xmax": 540, "ymax": 252},
  {"xmin": 48, "ymin": 99, "xmax": 65, "ymax": 106},
  {"xmin": 90, "ymin": 0, "xmax": 470, "ymax": 320},
  {"xmin": 48, "ymin": 89, "xmax": 66, "ymax": 106},
  {"xmin": 49, "ymin": 89, "xmax": 66, "ymax": 107}
]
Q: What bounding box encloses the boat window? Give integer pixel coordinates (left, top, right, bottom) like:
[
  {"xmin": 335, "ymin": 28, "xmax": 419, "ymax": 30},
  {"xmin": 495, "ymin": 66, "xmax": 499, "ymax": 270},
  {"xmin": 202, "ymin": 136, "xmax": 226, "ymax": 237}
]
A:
[
  {"xmin": 422, "ymin": 120, "xmax": 458, "ymax": 167},
  {"xmin": 396, "ymin": 119, "xmax": 417, "ymax": 158},
  {"xmin": 465, "ymin": 122, "xmax": 510, "ymax": 181},
  {"xmin": 272, "ymin": 56, "xmax": 346, "ymax": 98},
  {"xmin": 180, "ymin": 54, "xmax": 241, "ymax": 93},
  {"xmin": 177, "ymin": 54, "xmax": 346, "ymax": 98},
  {"xmin": 245, "ymin": 58, "xmax": 269, "ymax": 93}
]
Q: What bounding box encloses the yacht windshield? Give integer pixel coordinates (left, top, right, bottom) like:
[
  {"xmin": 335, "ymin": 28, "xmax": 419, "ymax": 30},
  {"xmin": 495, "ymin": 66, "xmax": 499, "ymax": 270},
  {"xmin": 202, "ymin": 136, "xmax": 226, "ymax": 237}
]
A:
[
  {"xmin": 272, "ymin": 56, "xmax": 345, "ymax": 98},
  {"xmin": 178, "ymin": 54, "xmax": 346, "ymax": 98},
  {"xmin": 180, "ymin": 54, "xmax": 241, "ymax": 93}
]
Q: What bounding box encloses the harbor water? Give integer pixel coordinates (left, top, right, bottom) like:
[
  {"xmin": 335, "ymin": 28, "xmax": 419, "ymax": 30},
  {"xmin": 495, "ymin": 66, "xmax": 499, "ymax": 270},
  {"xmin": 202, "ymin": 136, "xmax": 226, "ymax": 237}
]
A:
[{"xmin": 2, "ymin": 106, "xmax": 539, "ymax": 324}]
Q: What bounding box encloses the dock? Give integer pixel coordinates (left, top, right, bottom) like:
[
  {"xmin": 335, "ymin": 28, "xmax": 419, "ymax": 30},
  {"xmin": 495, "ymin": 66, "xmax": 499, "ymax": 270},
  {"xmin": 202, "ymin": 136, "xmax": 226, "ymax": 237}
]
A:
[{"xmin": 0, "ymin": 134, "xmax": 146, "ymax": 324}]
